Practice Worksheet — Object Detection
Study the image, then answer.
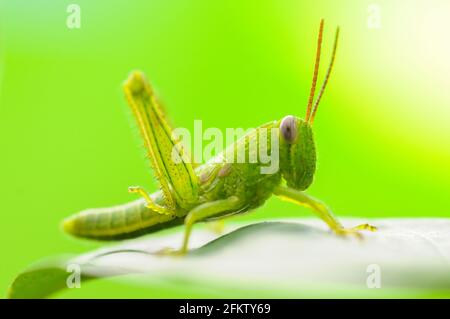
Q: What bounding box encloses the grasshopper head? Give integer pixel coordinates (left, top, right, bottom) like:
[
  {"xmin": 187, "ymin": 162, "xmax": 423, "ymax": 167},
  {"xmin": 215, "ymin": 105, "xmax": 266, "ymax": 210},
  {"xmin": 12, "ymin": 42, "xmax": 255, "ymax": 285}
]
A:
[
  {"xmin": 279, "ymin": 116, "xmax": 316, "ymax": 190},
  {"xmin": 279, "ymin": 19, "xmax": 339, "ymax": 190}
]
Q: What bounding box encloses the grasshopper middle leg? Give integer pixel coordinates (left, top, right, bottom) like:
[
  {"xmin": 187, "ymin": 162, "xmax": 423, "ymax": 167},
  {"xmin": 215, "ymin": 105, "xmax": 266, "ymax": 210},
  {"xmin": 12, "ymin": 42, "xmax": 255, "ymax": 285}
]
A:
[{"xmin": 161, "ymin": 196, "xmax": 242, "ymax": 255}]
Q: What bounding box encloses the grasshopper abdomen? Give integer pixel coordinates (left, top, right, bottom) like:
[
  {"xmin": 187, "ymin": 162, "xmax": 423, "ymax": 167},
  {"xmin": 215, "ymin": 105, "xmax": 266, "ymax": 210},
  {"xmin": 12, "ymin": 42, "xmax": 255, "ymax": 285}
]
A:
[{"xmin": 63, "ymin": 194, "xmax": 183, "ymax": 240}]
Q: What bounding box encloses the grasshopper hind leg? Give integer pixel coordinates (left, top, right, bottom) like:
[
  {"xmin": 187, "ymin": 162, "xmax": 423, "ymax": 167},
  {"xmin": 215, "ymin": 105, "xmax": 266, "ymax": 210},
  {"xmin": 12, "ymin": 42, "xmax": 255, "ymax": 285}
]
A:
[{"xmin": 124, "ymin": 72, "xmax": 200, "ymax": 211}]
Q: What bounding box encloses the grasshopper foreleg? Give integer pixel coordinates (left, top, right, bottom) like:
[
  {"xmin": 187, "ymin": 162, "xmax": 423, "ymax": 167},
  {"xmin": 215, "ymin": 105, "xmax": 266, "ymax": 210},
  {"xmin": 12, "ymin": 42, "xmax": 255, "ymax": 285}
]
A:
[{"xmin": 273, "ymin": 185, "xmax": 376, "ymax": 239}]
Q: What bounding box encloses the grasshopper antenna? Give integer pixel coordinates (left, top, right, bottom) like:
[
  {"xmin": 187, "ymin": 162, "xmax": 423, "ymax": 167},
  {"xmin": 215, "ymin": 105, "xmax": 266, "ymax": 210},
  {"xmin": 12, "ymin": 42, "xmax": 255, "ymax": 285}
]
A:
[
  {"xmin": 305, "ymin": 19, "xmax": 324, "ymax": 122},
  {"xmin": 309, "ymin": 26, "xmax": 340, "ymax": 124}
]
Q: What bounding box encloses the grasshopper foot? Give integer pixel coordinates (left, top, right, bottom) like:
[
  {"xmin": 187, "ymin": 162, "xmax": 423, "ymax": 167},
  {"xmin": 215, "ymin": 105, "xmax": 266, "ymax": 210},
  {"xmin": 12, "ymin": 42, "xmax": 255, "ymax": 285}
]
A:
[
  {"xmin": 333, "ymin": 223, "xmax": 377, "ymax": 240},
  {"xmin": 154, "ymin": 247, "xmax": 187, "ymax": 257},
  {"xmin": 128, "ymin": 186, "xmax": 173, "ymax": 216}
]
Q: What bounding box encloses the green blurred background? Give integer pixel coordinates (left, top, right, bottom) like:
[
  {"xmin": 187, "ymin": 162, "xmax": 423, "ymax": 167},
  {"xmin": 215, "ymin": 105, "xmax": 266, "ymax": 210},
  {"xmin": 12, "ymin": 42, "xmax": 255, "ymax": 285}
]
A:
[{"xmin": 1, "ymin": 0, "xmax": 449, "ymax": 298}]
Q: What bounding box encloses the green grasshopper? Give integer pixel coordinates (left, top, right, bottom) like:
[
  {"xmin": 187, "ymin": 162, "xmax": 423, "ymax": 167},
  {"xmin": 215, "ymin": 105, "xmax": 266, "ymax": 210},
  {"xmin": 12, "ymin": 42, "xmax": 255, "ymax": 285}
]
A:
[{"xmin": 63, "ymin": 20, "xmax": 376, "ymax": 254}]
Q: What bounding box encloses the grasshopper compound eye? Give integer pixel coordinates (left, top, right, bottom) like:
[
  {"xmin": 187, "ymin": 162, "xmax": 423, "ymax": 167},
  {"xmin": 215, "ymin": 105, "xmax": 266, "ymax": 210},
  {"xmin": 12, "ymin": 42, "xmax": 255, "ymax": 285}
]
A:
[{"xmin": 280, "ymin": 115, "xmax": 297, "ymax": 143}]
